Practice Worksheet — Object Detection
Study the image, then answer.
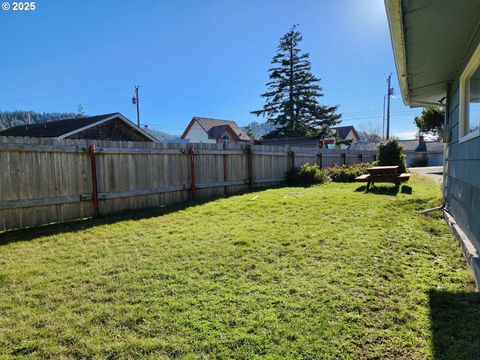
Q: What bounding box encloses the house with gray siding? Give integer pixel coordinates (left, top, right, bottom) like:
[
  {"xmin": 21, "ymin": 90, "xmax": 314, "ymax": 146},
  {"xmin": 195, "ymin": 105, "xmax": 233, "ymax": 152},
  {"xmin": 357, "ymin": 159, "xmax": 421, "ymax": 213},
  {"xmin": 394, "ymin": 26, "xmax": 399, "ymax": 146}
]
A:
[{"xmin": 385, "ymin": 0, "xmax": 480, "ymax": 287}]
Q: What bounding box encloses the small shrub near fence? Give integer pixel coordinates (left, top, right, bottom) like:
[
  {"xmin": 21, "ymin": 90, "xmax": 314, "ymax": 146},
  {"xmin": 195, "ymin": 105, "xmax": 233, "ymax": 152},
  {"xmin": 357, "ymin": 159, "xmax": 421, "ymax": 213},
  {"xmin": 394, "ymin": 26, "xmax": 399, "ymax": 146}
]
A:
[
  {"xmin": 286, "ymin": 164, "xmax": 328, "ymax": 185},
  {"xmin": 286, "ymin": 163, "xmax": 370, "ymax": 185},
  {"xmin": 326, "ymin": 163, "xmax": 370, "ymax": 182}
]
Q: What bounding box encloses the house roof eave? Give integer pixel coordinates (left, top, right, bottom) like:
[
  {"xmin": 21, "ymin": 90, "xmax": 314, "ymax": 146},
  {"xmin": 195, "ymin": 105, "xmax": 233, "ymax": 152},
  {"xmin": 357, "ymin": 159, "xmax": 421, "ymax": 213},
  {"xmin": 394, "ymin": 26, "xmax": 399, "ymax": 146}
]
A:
[{"xmin": 385, "ymin": 0, "xmax": 412, "ymax": 107}]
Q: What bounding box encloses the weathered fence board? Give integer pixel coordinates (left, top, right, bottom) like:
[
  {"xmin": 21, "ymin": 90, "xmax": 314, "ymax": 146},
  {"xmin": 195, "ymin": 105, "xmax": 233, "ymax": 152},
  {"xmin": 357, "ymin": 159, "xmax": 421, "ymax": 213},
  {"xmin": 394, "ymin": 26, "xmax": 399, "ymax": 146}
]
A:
[{"xmin": 0, "ymin": 136, "xmax": 376, "ymax": 231}]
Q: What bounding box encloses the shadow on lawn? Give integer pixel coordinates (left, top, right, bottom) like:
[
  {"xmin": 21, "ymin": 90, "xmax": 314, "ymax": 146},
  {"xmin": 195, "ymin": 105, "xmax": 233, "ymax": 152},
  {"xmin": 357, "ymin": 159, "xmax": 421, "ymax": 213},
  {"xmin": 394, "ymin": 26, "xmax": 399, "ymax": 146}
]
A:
[
  {"xmin": 429, "ymin": 289, "xmax": 480, "ymax": 359},
  {"xmin": 0, "ymin": 186, "xmax": 275, "ymax": 246},
  {"xmin": 354, "ymin": 185, "xmax": 412, "ymax": 196}
]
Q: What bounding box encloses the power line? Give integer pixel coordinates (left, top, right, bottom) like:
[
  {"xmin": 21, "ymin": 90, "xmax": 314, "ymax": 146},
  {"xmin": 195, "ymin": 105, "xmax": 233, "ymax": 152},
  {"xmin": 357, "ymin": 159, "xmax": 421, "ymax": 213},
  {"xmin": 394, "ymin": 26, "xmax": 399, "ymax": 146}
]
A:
[{"xmin": 0, "ymin": 86, "xmax": 133, "ymax": 104}]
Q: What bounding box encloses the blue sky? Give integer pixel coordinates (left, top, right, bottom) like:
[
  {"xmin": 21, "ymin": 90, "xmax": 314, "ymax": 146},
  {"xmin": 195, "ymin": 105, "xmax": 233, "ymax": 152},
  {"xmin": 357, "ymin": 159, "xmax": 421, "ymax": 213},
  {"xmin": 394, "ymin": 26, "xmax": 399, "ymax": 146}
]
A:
[{"xmin": 0, "ymin": 0, "xmax": 421, "ymax": 138}]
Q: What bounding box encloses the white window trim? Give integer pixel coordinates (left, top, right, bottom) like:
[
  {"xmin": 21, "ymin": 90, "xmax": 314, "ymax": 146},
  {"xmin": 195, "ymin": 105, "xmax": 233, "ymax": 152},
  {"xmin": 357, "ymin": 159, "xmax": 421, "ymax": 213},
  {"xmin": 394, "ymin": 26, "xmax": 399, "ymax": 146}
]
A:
[{"xmin": 459, "ymin": 42, "xmax": 480, "ymax": 143}]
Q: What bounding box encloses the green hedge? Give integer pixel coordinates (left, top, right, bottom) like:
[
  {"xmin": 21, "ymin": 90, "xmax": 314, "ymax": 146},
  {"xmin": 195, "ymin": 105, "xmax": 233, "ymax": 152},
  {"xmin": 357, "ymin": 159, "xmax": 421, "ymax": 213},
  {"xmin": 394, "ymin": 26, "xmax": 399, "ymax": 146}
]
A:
[
  {"xmin": 286, "ymin": 163, "xmax": 371, "ymax": 184},
  {"xmin": 286, "ymin": 164, "xmax": 328, "ymax": 185},
  {"xmin": 326, "ymin": 163, "xmax": 370, "ymax": 182}
]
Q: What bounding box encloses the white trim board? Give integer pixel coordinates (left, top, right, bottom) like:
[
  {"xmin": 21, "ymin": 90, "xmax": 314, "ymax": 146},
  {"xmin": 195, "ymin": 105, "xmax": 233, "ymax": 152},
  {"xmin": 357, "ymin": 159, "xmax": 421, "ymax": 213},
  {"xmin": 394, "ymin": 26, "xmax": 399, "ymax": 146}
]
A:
[{"xmin": 459, "ymin": 41, "xmax": 480, "ymax": 143}]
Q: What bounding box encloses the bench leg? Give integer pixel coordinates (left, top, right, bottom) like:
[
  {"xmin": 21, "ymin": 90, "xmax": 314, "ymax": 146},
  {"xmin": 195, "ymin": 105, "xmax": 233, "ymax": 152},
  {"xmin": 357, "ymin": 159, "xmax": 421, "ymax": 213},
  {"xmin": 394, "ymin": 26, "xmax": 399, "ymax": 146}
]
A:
[{"xmin": 366, "ymin": 181, "xmax": 371, "ymax": 191}]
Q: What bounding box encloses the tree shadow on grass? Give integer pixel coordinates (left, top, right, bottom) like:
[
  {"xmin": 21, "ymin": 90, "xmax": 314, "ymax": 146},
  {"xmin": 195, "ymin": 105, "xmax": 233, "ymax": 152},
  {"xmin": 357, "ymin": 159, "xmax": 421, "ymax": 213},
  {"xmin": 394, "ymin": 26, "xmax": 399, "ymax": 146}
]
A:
[
  {"xmin": 429, "ymin": 289, "xmax": 480, "ymax": 359},
  {"xmin": 354, "ymin": 184, "xmax": 412, "ymax": 196},
  {"xmin": 0, "ymin": 186, "xmax": 279, "ymax": 247}
]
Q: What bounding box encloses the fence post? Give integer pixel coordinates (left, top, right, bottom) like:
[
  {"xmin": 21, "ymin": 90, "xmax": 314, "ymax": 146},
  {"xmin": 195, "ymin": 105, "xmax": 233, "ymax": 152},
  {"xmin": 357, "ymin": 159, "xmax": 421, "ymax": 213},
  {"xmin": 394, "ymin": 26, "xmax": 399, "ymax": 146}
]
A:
[
  {"xmin": 316, "ymin": 152, "xmax": 323, "ymax": 169},
  {"xmin": 189, "ymin": 144, "xmax": 196, "ymax": 200},
  {"xmin": 373, "ymin": 154, "xmax": 377, "ymax": 162},
  {"xmin": 341, "ymin": 153, "xmax": 346, "ymax": 165},
  {"xmin": 358, "ymin": 153, "xmax": 363, "ymax": 163},
  {"xmin": 223, "ymin": 143, "xmax": 228, "ymax": 195},
  {"xmin": 288, "ymin": 147, "xmax": 295, "ymax": 171},
  {"xmin": 88, "ymin": 144, "xmax": 100, "ymax": 218},
  {"xmin": 247, "ymin": 144, "xmax": 253, "ymax": 188}
]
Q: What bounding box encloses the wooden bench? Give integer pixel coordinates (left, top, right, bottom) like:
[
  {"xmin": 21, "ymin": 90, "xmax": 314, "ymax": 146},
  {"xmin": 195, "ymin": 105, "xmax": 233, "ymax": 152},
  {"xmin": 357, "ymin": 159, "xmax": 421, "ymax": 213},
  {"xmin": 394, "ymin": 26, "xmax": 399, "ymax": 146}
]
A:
[{"xmin": 355, "ymin": 166, "xmax": 410, "ymax": 190}]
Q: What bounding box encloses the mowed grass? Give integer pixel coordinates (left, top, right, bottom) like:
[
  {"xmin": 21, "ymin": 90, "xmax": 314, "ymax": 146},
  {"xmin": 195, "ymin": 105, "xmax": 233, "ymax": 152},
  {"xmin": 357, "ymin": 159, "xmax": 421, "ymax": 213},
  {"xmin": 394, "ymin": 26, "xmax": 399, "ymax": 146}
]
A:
[{"xmin": 0, "ymin": 175, "xmax": 478, "ymax": 359}]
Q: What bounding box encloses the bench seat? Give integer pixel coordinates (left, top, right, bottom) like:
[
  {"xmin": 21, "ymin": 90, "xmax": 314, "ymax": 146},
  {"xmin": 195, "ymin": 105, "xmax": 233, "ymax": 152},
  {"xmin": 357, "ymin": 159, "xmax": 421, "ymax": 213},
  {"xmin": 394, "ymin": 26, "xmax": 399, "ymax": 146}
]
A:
[
  {"xmin": 398, "ymin": 173, "xmax": 411, "ymax": 182},
  {"xmin": 355, "ymin": 174, "xmax": 371, "ymax": 182}
]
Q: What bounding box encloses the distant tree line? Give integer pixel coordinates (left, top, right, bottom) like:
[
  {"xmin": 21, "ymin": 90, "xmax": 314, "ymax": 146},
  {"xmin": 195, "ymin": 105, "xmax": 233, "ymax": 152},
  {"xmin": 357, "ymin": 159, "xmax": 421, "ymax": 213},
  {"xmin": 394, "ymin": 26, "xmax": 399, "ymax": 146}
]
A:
[
  {"xmin": 143, "ymin": 127, "xmax": 178, "ymax": 140},
  {"xmin": 243, "ymin": 121, "xmax": 277, "ymax": 140},
  {"xmin": 0, "ymin": 110, "xmax": 78, "ymax": 131}
]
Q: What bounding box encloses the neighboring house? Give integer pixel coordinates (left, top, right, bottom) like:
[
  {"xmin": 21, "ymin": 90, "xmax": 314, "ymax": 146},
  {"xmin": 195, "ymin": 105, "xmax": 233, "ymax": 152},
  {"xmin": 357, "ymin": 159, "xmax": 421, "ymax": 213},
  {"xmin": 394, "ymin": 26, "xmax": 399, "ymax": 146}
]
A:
[
  {"xmin": 385, "ymin": 0, "xmax": 480, "ymax": 286},
  {"xmin": 0, "ymin": 113, "xmax": 157, "ymax": 142},
  {"xmin": 350, "ymin": 136, "xmax": 444, "ymax": 167},
  {"xmin": 332, "ymin": 126, "xmax": 360, "ymax": 148},
  {"xmin": 181, "ymin": 117, "xmax": 250, "ymax": 144}
]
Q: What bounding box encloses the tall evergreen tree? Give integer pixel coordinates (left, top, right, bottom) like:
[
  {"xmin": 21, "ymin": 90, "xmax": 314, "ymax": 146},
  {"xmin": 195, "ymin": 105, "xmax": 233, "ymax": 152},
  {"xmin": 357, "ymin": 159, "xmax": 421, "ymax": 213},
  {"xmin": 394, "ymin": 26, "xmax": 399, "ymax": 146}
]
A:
[
  {"xmin": 251, "ymin": 25, "xmax": 341, "ymax": 138},
  {"xmin": 414, "ymin": 107, "xmax": 445, "ymax": 139}
]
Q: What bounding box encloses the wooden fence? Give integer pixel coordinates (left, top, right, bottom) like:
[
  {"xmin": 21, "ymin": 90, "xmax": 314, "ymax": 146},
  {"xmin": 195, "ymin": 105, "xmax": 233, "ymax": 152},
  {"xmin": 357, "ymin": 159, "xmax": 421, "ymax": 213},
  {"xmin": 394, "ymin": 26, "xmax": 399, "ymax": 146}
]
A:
[{"xmin": 0, "ymin": 137, "xmax": 376, "ymax": 232}]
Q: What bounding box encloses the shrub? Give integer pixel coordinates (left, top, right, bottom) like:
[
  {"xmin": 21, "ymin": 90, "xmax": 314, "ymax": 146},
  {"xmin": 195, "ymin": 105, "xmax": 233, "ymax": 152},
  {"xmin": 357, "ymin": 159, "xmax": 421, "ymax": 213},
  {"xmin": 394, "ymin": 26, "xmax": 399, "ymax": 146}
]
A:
[
  {"xmin": 376, "ymin": 139, "xmax": 408, "ymax": 173},
  {"xmin": 326, "ymin": 163, "xmax": 370, "ymax": 182},
  {"xmin": 286, "ymin": 163, "xmax": 328, "ymax": 185}
]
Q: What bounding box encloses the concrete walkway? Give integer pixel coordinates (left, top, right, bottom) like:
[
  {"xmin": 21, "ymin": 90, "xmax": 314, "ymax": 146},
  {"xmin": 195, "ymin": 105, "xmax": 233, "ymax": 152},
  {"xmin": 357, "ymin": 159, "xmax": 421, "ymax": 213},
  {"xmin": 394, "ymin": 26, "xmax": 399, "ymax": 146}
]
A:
[{"xmin": 409, "ymin": 166, "xmax": 443, "ymax": 183}]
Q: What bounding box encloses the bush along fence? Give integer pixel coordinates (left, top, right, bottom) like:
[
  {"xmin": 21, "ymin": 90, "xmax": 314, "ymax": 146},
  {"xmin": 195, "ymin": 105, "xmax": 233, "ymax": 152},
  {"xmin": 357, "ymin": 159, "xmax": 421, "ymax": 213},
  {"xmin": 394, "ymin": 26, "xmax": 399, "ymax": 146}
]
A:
[{"xmin": 0, "ymin": 136, "xmax": 376, "ymax": 231}]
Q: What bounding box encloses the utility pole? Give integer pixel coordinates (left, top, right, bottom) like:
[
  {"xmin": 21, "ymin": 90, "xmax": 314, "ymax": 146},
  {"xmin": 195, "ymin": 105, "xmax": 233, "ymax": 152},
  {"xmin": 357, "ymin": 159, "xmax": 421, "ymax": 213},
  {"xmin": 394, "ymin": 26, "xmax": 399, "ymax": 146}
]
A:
[
  {"xmin": 386, "ymin": 74, "xmax": 393, "ymax": 140},
  {"xmin": 382, "ymin": 95, "xmax": 386, "ymax": 140},
  {"xmin": 132, "ymin": 85, "xmax": 140, "ymax": 127}
]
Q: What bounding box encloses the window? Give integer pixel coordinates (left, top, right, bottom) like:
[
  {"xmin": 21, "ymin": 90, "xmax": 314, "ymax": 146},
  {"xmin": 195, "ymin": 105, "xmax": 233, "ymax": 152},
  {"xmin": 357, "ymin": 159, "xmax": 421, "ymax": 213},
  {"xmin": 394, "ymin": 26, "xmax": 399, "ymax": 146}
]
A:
[
  {"xmin": 467, "ymin": 67, "xmax": 480, "ymax": 134},
  {"xmin": 222, "ymin": 135, "xmax": 231, "ymax": 144},
  {"xmin": 459, "ymin": 43, "xmax": 480, "ymax": 142}
]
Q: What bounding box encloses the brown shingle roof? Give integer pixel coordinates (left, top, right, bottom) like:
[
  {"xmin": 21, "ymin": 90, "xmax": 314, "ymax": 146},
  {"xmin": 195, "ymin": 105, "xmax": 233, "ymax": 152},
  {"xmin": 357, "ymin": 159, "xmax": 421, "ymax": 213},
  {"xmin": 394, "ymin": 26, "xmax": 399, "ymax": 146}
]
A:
[
  {"xmin": 182, "ymin": 117, "xmax": 250, "ymax": 140},
  {"xmin": 0, "ymin": 113, "xmax": 119, "ymax": 138}
]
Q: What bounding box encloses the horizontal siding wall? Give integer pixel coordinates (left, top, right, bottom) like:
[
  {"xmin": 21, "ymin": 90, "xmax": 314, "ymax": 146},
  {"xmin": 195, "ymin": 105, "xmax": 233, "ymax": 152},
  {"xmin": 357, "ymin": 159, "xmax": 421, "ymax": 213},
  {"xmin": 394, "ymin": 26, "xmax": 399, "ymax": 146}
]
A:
[
  {"xmin": 445, "ymin": 40, "xmax": 480, "ymax": 250},
  {"xmin": 0, "ymin": 136, "xmax": 376, "ymax": 232}
]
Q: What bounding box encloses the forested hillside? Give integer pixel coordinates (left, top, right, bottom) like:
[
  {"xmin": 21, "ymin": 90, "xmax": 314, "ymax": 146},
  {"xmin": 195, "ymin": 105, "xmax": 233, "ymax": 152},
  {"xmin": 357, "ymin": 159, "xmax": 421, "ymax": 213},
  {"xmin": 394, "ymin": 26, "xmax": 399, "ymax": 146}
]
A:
[
  {"xmin": 144, "ymin": 128, "xmax": 178, "ymax": 140},
  {"xmin": 243, "ymin": 121, "xmax": 277, "ymax": 139},
  {"xmin": 0, "ymin": 111, "xmax": 78, "ymax": 131}
]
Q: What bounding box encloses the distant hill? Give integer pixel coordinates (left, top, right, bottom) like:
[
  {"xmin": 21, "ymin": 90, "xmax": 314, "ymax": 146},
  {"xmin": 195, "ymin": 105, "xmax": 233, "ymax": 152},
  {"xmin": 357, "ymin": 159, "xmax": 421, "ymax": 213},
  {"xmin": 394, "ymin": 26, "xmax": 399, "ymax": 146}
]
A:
[
  {"xmin": 243, "ymin": 121, "xmax": 277, "ymax": 139},
  {"xmin": 0, "ymin": 110, "xmax": 78, "ymax": 131},
  {"xmin": 143, "ymin": 128, "xmax": 178, "ymax": 140}
]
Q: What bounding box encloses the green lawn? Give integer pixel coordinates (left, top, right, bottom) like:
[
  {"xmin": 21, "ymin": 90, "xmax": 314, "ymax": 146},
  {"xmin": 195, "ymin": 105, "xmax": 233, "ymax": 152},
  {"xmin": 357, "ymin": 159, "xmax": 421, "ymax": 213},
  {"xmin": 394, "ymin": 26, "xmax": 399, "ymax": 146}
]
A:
[{"xmin": 0, "ymin": 175, "xmax": 478, "ymax": 359}]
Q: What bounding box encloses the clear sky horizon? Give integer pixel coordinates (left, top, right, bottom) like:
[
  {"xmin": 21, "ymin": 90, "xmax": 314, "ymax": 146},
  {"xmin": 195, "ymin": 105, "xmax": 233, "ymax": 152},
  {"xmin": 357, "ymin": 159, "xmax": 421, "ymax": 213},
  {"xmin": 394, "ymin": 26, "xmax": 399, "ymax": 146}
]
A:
[{"xmin": 0, "ymin": 0, "xmax": 422, "ymax": 138}]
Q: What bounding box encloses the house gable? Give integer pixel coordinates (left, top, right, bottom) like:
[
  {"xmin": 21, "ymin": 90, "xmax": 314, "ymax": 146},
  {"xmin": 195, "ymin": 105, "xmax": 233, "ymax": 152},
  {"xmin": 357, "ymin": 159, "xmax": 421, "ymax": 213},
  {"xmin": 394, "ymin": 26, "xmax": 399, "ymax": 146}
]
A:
[
  {"xmin": 66, "ymin": 118, "xmax": 153, "ymax": 142},
  {"xmin": 181, "ymin": 117, "xmax": 250, "ymax": 143},
  {"xmin": 181, "ymin": 119, "xmax": 216, "ymax": 143},
  {"xmin": 215, "ymin": 126, "xmax": 240, "ymax": 144}
]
